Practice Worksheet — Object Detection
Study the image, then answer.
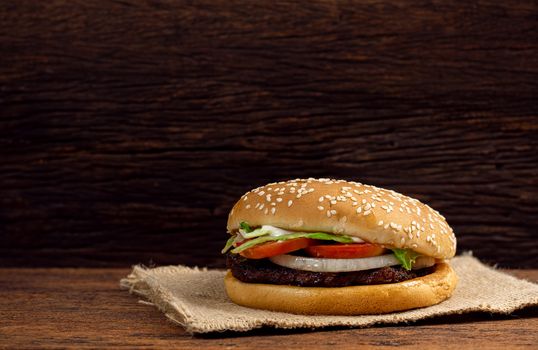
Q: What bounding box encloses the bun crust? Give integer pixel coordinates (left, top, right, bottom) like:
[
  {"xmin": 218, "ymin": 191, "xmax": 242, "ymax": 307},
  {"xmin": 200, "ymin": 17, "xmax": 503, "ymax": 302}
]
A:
[
  {"xmin": 227, "ymin": 178, "xmax": 456, "ymax": 259},
  {"xmin": 225, "ymin": 262, "xmax": 457, "ymax": 315}
]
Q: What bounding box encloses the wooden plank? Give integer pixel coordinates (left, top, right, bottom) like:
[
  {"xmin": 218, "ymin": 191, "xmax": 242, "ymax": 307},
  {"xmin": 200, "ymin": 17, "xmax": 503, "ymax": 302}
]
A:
[
  {"xmin": 0, "ymin": 268, "xmax": 537, "ymax": 349},
  {"xmin": 0, "ymin": 0, "xmax": 537, "ymax": 267}
]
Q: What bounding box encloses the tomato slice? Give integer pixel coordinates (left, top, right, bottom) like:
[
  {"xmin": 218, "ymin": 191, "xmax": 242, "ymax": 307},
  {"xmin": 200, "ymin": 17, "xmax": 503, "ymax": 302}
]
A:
[
  {"xmin": 240, "ymin": 238, "xmax": 314, "ymax": 259},
  {"xmin": 304, "ymin": 243, "xmax": 386, "ymax": 259}
]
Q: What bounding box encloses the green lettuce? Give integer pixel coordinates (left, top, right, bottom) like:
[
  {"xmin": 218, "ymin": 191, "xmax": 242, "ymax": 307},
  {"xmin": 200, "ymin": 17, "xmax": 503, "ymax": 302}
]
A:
[
  {"xmin": 222, "ymin": 231, "xmax": 354, "ymax": 254},
  {"xmin": 240, "ymin": 226, "xmax": 274, "ymax": 239},
  {"xmin": 220, "ymin": 235, "xmax": 236, "ymax": 254},
  {"xmin": 391, "ymin": 248, "xmax": 421, "ymax": 270},
  {"xmin": 239, "ymin": 221, "xmax": 253, "ymax": 233}
]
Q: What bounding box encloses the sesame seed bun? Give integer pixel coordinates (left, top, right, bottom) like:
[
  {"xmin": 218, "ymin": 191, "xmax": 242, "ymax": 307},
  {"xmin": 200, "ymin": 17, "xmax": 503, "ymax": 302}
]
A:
[
  {"xmin": 224, "ymin": 262, "xmax": 457, "ymax": 315},
  {"xmin": 227, "ymin": 178, "xmax": 456, "ymax": 259}
]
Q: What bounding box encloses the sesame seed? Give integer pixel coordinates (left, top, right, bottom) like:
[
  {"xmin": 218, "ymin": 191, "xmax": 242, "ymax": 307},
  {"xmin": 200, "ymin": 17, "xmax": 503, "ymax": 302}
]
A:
[
  {"xmin": 270, "ymin": 202, "xmax": 276, "ymax": 206},
  {"xmin": 330, "ymin": 200, "xmax": 337, "ymax": 205},
  {"xmin": 364, "ymin": 203, "xmax": 372, "ymax": 210},
  {"xmin": 255, "ymin": 203, "xmax": 260, "ymax": 209},
  {"xmin": 356, "ymin": 207, "xmax": 362, "ymax": 214},
  {"xmin": 330, "ymin": 209, "xmax": 337, "ymax": 215},
  {"xmin": 259, "ymin": 203, "xmax": 264, "ymax": 210},
  {"xmin": 319, "ymin": 196, "xmax": 324, "ymax": 202},
  {"xmin": 258, "ymin": 191, "xmax": 265, "ymax": 196},
  {"xmin": 326, "ymin": 210, "xmax": 332, "ymax": 218},
  {"xmin": 264, "ymin": 208, "xmax": 268, "ymax": 215},
  {"xmin": 271, "ymin": 207, "xmax": 276, "ymax": 215},
  {"xmin": 317, "ymin": 206, "xmax": 324, "ymax": 211},
  {"xmin": 378, "ymin": 220, "xmax": 384, "ymax": 226},
  {"xmin": 276, "ymin": 197, "xmax": 283, "ymax": 202},
  {"xmin": 266, "ymin": 194, "xmax": 272, "ymax": 201},
  {"xmin": 287, "ymin": 200, "xmax": 293, "ymax": 207},
  {"xmin": 243, "ymin": 196, "xmax": 248, "ymax": 201},
  {"xmin": 246, "ymin": 204, "xmax": 251, "ymax": 209},
  {"xmin": 363, "ymin": 210, "xmax": 371, "ymax": 216}
]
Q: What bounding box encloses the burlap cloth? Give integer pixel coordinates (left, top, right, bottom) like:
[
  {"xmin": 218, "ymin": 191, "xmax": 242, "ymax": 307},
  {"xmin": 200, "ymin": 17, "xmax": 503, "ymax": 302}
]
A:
[{"xmin": 120, "ymin": 255, "xmax": 538, "ymax": 334}]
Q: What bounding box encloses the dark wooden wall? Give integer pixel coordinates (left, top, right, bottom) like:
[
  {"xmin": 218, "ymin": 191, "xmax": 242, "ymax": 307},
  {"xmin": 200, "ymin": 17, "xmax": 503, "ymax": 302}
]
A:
[{"xmin": 1, "ymin": 0, "xmax": 537, "ymax": 268}]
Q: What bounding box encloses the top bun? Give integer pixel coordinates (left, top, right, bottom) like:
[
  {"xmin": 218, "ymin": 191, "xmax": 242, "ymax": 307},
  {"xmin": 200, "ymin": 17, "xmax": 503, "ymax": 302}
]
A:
[{"xmin": 227, "ymin": 178, "xmax": 456, "ymax": 259}]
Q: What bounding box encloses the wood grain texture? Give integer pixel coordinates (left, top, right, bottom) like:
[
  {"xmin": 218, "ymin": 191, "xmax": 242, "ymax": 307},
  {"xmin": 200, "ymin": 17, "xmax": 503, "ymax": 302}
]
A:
[
  {"xmin": 0, "ymin": 268, "xmax": 537, "ymax": 349},
  {"xmin": 0, "ymin": 0, "xmax": 537, "ymax": 267}
]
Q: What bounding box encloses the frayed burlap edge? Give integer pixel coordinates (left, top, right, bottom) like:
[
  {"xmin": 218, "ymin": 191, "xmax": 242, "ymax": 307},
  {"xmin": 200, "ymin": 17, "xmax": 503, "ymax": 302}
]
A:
[
  {"xmin": 120, "ymin": 255, "xmax": 538, "ymax": 334},
  {"xmin": 120, "ymin": 265, "xmax": 210, "ymax": 330}
]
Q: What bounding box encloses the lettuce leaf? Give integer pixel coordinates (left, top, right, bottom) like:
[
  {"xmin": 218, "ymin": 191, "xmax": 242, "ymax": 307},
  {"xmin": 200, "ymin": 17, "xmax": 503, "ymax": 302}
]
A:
[
  {"xmin": 223, "ymin": 231, "xmax": 354, "ymax": 254},
  {"xmin": 221, "ymin": 235, "xmax": 236, "ymax": 254},
  {"xmin": 391, "ymin": 248, "xmax": 420, "ymax": 270},
  {"xmin": 240, "ymin": 226, "xmax": 274, "ymax": 239},
  {"xmin": 239, "ymin": 221, "xmax": 253, "ymax": 233}
]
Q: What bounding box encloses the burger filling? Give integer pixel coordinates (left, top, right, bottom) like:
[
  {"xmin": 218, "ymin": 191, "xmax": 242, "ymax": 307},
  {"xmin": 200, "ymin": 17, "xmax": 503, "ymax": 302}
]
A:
[
  {"xmin": 222, "ymin": 222, "xmax": 437, "ymax": 287},
  {"xmin": 226, "ymin": 253, "xmax": 434, "ymax": 287}
]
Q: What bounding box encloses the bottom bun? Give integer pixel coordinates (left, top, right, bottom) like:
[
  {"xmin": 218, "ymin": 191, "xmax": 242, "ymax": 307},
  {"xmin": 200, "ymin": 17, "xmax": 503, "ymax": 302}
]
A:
[{"xmin": 224, "ymin": 262, "xmax": 457, "ymax": 315}]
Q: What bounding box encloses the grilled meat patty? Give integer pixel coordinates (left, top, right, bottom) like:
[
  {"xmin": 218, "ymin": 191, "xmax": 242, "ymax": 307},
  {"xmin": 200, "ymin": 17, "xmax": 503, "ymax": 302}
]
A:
[{"xmin": 227, "ymin": 253, "xmax": 434, "ymax": 287}]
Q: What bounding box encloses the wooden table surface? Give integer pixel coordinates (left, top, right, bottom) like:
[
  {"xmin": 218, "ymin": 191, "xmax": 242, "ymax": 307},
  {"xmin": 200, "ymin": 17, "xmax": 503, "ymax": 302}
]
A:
[{"xmin": 1, "ymin": 268, "xmax": 537, "ymax": 349}]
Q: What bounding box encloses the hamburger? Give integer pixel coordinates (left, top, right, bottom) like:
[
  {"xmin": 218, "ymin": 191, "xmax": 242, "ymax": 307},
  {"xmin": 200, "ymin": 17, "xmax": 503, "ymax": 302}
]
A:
[{"xmin": 222, "ymin": 178, "xmax": 457, "ymax": 315}]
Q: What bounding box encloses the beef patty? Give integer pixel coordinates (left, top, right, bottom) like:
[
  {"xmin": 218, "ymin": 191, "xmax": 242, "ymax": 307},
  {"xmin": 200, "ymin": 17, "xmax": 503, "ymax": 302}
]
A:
[{"xmin": 227, "ymin": 253, "xmax": 434, "ymax": 287}]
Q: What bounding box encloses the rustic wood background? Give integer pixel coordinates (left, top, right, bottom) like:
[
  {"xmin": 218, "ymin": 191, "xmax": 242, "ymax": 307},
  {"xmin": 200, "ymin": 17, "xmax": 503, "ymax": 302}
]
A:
[{"xmin": 1, "ymin": 0, "xmax": 537, "ymax": 268}]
